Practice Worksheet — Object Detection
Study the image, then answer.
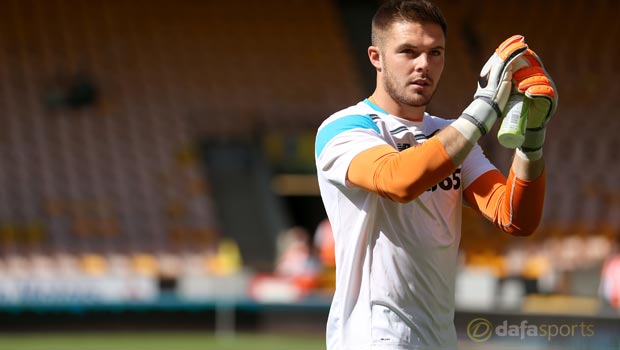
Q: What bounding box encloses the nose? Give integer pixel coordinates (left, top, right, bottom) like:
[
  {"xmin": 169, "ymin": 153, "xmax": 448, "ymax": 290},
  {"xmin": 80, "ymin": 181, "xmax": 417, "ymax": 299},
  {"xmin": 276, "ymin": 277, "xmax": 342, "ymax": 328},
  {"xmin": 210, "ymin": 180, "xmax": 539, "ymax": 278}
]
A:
[{"xmin": 416, "ymin": 53, "xmax": 430, "ymax": 72}]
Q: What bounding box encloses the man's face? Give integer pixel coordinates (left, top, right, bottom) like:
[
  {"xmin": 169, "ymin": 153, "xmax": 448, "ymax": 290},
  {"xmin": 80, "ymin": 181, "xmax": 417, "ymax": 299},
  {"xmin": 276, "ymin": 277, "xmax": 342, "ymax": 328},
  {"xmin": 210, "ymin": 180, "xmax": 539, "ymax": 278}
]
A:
[{"xmin": 375, "ymin": 20, "xmax": 445, "ymax": 108}]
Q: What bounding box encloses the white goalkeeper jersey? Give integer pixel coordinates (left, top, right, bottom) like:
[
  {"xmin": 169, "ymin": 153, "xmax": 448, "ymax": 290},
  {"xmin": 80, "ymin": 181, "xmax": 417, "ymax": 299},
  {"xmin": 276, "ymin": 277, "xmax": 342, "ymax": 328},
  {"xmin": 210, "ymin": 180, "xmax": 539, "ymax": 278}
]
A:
[{"xmin": 315, "ymin": 99, "xmax": 496, "ymax": 350}]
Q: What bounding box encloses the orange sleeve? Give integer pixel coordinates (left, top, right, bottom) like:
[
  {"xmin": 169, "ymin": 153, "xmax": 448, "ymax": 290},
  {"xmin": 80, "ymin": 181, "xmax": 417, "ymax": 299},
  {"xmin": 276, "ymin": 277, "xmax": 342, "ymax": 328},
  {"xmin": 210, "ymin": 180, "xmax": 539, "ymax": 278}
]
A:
[
  {"xmin": 347, "ymin": 137, "xmax": 455, "ymax": 203},
  {"xmin": 463, "ymin": 168, "xmax": 546, "ymax": 236}
]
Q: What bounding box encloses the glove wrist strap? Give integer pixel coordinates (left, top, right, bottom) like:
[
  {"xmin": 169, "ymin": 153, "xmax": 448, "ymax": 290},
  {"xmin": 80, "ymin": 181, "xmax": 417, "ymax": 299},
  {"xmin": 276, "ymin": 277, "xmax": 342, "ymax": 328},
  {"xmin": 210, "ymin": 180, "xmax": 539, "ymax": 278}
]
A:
[
  {"xmin": 451, "ymin": 118, "xmax": 482, "ymax": 144},
  {"xmin": 520, "ymin": 128, "xmax": 546, "ymax": 151},
  {"xmin": 517, "ymin": 128, "xmax": 546, "ymax": 161},
  {"xmin": 461, "ymin": 98, "xmax": 499, "ymax": 136}
]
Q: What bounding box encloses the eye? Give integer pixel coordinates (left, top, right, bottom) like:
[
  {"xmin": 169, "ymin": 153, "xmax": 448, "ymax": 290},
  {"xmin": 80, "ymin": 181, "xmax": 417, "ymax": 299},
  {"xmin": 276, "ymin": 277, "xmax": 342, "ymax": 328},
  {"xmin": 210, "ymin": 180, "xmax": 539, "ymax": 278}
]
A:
[
  {"xmin": 430, "ymin": 50, "xmax": 443, "ymax": 57},
  {"xmin": 400, "ymin": 48, "xmax": 421, "ymax": 59}
]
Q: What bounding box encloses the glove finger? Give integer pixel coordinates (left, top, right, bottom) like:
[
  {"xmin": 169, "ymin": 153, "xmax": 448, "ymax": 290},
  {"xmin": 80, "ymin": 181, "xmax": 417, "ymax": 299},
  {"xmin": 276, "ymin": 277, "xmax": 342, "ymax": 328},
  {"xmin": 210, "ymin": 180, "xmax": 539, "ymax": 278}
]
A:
[
  {"xmin": 522, "ymin": 48, "xmax": 544, "ymax": 67},
  {"xmin": 513, "ymin": 66, "xmax": 547, "ymax": 84},
  {"xmin": 515, "ymin": 50, "xmax": 558, "ymax": 103},
  {"xmin": 508, "ymin": 49, "xmax": 541, "ymax": 80},
  {"xmin": 495, "ymin": 35, "xmax": 526, "ymax": 58},
  {"xmin": 517, "ymin": 75, "xmax": 554, "ymax": 95},
  {"xmin": 524, "ymin": 85, "xmax": 555, "ymax": 100},
  {"xmin": 497, "ymin": 43, "xmax": 528, "ymax": 65},
  {"xmin": 494, "ymin": 37, "xmax": 528, "ymax": 92}
]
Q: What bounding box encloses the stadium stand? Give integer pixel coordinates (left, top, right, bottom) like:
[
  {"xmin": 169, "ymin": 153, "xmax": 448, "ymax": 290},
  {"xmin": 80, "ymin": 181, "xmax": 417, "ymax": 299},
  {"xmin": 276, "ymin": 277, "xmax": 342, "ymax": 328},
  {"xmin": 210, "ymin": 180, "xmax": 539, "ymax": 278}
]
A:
[
  {"xmin": 0, "ymin": 0, "xmax": 618, "ymax": 323},
  {"xmin": 0, "ymin": 0, "xmax": 366, "ymax": 305}
]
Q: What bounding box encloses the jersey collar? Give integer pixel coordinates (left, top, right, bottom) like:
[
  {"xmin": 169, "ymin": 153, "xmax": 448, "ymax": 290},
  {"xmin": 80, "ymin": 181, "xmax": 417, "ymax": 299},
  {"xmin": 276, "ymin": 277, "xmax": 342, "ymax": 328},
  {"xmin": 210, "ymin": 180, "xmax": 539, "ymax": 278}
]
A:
[
  {"xmin": 363, "ymin": 98, "xmax": 428, "ymax": 125},
  {"xmin": 363, "ymin": 98, "xmax": 388, "ymax": 115}
]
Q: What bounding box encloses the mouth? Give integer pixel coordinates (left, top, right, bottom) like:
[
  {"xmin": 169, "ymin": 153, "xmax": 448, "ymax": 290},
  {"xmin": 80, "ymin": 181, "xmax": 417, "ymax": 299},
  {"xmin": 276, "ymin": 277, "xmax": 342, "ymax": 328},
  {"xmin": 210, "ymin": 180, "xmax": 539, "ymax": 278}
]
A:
[{"xmin": 410, "ymin": 78, "xmax": 431, "ymax": 87}]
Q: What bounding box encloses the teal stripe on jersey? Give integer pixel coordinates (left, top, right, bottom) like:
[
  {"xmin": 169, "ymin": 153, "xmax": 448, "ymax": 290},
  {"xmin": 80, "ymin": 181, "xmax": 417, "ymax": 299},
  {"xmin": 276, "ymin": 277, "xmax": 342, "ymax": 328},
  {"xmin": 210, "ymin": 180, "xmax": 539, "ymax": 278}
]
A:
[
  {"xmin": 315, "ymin": 115, "xmax": 380, "ymax": 157},
  {"xmin": 363, "ymin": 98, "xmax": 388, "ymax": 114}
]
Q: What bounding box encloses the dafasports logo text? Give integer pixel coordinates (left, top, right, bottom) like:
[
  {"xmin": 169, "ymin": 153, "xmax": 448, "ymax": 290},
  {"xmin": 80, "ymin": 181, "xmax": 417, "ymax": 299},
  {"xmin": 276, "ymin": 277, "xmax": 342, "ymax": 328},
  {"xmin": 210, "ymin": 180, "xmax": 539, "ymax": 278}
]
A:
[{"xmin": 467, "ymin": 318, "xmax": 595, "ymax": 342}]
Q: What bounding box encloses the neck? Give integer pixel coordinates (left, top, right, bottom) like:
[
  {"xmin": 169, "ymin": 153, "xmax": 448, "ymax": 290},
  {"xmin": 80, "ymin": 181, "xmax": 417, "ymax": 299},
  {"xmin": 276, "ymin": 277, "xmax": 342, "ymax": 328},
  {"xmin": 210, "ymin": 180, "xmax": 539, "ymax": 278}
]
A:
[{"xmin": 369, "ymin": 90, "xmax": 425, "ymax": 122}]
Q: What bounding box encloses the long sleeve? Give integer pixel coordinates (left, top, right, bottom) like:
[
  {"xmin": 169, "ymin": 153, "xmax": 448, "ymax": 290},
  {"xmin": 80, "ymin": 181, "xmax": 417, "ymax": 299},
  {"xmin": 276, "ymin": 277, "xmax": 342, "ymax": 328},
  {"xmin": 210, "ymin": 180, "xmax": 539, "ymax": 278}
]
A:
[
  {"xmin": 463, "ymin": 168, "xmax": 546, "ymax": 236},
  {"xmin": 347, "ymin": 137, "xmax": 455, "ymax": 203}
]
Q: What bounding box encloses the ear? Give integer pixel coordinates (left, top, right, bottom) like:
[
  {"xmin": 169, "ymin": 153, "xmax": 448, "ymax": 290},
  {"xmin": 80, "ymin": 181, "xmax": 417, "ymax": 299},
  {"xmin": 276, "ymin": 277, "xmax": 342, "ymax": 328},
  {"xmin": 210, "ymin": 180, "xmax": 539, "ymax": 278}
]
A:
[{"xmin": 368, "ymin": 46, "xmax": 382, "ymax": 72}]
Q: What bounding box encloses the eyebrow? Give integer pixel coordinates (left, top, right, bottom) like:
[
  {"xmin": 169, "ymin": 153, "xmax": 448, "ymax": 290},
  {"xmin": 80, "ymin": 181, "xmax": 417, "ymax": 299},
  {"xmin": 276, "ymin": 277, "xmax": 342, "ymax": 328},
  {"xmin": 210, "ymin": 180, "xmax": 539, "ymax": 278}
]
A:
[{"xmin": 395, "ymin": 43, "xmax": 445, "ymax": 52}]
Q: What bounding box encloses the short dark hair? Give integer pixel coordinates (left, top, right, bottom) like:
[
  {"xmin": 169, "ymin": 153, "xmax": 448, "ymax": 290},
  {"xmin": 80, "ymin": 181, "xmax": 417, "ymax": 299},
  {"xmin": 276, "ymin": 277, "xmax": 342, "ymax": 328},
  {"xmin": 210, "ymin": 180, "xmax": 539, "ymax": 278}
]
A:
[{"xmin": 371, "ymin": 0, "xmax": 447, "ymax": 46}]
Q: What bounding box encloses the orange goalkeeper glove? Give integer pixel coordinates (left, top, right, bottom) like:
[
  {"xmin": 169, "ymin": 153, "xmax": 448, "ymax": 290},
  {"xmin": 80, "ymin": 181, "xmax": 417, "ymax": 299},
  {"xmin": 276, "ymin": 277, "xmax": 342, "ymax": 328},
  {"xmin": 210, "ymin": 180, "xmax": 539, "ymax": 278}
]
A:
[
  {"xmin": 453, "ymin": 35, "xmax": 528, "ymax": 143},
  {"xmin": 512, "ymin": 49, "xmax": 558, "ymax": 160}
]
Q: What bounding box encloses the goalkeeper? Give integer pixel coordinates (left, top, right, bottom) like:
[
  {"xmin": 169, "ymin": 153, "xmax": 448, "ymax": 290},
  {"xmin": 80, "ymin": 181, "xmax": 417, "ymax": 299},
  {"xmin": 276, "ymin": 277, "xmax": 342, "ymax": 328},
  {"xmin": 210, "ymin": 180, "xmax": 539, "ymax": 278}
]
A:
[{"xmin": 314, "ymin": 0, "xmax": 557, "ymax": 349}]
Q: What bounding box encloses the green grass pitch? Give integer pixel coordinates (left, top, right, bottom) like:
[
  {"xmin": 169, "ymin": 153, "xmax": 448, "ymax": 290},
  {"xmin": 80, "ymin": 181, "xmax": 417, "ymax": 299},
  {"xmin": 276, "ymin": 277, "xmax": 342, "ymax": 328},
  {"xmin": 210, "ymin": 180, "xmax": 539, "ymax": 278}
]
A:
[{"xmin": 0, "ymin": 331, "xmax": 325, "ymax": 350}]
